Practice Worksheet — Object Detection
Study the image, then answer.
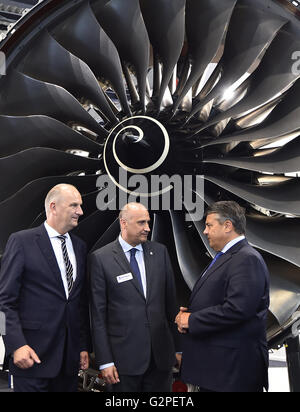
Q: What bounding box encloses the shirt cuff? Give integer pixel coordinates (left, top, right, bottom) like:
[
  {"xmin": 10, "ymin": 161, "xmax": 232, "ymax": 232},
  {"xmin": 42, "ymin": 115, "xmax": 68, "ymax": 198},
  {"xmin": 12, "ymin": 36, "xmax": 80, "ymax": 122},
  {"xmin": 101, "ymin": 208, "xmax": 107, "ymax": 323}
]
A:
[{"xmin": 99, "ymin": 362, "xmax": 115, "ymax": 370}]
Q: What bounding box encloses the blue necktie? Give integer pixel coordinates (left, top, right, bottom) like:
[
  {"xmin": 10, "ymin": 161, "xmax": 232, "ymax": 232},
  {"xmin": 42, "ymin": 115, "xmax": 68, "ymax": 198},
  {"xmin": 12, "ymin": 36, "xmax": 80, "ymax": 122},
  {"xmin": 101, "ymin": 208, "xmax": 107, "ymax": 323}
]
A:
[
  {"xmin": 129, "ymin": 248, "xmax": 143, "ymax": 292},
  {"xmin": 208, "ymin": 251, "xmax": 224, "ymax": 270},
  {"xmin": 202, "ymin": 251, "xmax": 223, "ymax": 278}
]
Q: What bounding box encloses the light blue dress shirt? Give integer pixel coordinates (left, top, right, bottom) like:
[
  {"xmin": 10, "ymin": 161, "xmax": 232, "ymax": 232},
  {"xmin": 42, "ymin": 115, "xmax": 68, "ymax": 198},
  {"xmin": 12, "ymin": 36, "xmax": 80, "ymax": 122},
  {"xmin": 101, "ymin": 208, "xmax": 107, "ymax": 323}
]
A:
[{"xmin": 118, "ymin": 235, "xmax": 147, "ymax": 298}]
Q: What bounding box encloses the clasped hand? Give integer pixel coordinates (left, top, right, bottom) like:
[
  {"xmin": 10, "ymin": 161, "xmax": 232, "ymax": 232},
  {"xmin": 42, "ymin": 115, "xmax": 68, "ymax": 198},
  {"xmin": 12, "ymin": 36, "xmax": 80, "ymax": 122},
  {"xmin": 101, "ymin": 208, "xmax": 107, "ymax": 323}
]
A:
[
  {"xmin": 175, "ymin": 307, "xmax": 191, "ymax": 334},
  {"xmin": 101, "ymin": 365, "xmax": 120, "ymax": 385}
]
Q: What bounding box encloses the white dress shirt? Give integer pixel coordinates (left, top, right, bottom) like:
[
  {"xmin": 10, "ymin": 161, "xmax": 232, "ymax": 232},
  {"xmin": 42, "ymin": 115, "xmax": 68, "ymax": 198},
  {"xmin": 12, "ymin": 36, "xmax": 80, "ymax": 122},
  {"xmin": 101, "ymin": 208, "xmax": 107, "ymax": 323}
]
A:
[
  {"xmin": 44, "ymin": 221, "xmax": 77, "ymax": 299},
  {"xmin": 221, "ymin": 235, "xmax": 245, "ymax": 254}
]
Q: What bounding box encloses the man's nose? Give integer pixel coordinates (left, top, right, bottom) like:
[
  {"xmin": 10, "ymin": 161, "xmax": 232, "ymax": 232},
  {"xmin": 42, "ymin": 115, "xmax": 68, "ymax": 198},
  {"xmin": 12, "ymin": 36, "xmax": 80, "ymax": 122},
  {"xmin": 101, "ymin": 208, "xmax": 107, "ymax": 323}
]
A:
[{"xmin": 77, "ymin": 206, "xmax": 83, "ymax": 215}]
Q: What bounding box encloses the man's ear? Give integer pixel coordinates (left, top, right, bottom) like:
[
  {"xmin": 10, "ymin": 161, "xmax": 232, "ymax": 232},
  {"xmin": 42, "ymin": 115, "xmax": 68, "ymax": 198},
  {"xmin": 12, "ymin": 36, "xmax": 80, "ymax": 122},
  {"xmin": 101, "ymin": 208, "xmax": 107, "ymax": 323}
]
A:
[
  {"xmin": 49, "ymin": 201, "xmax": 56, "ymax": 214},
  {"xmin": 224, "ymin": 219, "xmax": 234, "ymax": 233},
  {"xmin": 119, "ymin": 218, "xmax": 127, "ymax": 231}
]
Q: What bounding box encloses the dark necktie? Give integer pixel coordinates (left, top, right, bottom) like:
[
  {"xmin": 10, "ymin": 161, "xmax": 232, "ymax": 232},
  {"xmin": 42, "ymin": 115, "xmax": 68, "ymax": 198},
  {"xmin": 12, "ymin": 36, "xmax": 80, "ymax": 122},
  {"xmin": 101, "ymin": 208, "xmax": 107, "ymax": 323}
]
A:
[
  {"xmin": 57, "ymin": 235, "xmax": 74, "ymax": 295},
  {"xmin": 129, "ymin": 248, "xmax": 143, "ymax": 292},
  {"xmin": 202, "ymin": 251, "xmax": 224, "ymax": 278},
  {"xmin": 208, "ymin": 251, "xmax": 224, "ymax": 270}
]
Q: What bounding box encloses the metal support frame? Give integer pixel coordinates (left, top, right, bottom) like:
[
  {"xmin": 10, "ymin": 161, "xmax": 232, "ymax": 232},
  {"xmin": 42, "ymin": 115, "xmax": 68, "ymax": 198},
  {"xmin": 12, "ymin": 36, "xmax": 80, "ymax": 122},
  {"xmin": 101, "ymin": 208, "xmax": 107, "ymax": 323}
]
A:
[{"xmin": 285, "ymin": 336, "xmax": 300, "ymax": 392}]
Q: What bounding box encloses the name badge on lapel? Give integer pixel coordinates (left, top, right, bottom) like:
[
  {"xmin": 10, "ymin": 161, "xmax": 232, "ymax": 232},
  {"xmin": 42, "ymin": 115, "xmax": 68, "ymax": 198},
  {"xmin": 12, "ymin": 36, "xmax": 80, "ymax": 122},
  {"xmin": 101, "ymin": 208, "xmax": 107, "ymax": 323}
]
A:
[{"xmin": 117, "ymin": 273, "xmax": 133, "ymax": 283}]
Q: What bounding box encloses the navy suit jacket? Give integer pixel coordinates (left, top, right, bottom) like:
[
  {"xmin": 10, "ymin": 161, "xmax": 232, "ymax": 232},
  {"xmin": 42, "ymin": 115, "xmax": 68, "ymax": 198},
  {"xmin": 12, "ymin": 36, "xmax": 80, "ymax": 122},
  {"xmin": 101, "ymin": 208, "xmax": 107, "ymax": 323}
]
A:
[
  {"xmin": 0, "ymin": 224, "xmax": 91, "ymax": 378},
  {"xmin": 180, "ymin": 239, "xmax": 270, "ymax": 392},
  {"xmin": 89, "ymin": 239, "xmax": 179, "ymax": 375}
]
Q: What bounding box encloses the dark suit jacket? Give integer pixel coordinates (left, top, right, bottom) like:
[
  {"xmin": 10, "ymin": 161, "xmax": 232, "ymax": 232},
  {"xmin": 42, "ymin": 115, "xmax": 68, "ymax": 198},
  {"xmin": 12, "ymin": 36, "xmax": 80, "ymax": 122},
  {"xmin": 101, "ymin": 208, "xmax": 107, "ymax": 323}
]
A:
[
  {"xmin": 180, "ymin": 239, "xmax": 270, "ymax": 392},
  {"xmin": 0, "ymin": 224, "xmax": 91, "ymax": 378},
  {"xmin": 89, "ymin": 239, "xmax": 179, "ymax": 375}
]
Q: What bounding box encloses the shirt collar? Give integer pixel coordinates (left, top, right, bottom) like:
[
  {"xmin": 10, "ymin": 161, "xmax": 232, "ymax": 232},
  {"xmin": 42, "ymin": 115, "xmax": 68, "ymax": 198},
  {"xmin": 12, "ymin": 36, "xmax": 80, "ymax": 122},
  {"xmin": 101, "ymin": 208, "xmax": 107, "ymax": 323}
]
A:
[
  {"xmin": 44, "ymin": 221, "xmax": 70, "ymax": 240},
  {"xmin": 221, "ymin": 235, "xmax": 245, "ymax": 254},
  {"xmin": 118, "ymin": 234, "xmax": 143, "ymax": 253}
]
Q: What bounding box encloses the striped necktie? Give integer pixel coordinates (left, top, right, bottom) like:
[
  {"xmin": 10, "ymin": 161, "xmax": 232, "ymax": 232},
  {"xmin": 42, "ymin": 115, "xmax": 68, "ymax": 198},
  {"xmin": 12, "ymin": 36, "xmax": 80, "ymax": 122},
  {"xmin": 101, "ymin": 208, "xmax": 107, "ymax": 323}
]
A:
[{"xmin": 57, "ymin": 235, "xmax": 74, "ymax": 295}]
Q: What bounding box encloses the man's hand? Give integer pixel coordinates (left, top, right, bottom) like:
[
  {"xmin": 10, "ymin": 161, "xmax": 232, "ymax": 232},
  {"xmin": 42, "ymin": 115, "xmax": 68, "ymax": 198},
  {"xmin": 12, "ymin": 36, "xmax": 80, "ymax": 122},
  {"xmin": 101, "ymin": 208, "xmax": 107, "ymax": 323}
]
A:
[
  {"xmin": 13, "ymin": 345, "xmax": 41, "ymax": 369},
  {"xmin": 175, "ymin": 307, "xmax": 191, "ymax": 333},
  {"xmin": 80, "ymin": 351, "xmax": 89, "ymax": 370},
  {"xmin": 101, "ymin": 365, "xmax": 120, "ymax": 385},
  {"xmin": 175, "ymin": 353, "xmax": 182, "ymax": 369}
]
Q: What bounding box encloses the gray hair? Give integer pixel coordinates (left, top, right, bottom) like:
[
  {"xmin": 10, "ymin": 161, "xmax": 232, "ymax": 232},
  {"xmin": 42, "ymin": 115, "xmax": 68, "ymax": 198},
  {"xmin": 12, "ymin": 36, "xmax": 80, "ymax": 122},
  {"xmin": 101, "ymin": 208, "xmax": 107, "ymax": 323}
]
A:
[
  {"xmin": 44, "ymin": 184, "xmax": 79, "ymax": 216},
  {"xmin": 206, "ymin": 201, "xmax": 246, "ymax": 235}
]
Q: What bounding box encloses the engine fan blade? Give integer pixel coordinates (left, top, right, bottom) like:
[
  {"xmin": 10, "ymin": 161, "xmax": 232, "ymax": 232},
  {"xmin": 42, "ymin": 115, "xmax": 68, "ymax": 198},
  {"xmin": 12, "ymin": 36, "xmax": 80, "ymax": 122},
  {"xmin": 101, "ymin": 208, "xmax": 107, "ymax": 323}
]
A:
[
  {"xmin": 204, "ymin": 135, "xmax": 300, "ymax": 174},
  {"xmin": 0, "ymin": 70, "xmax": 108, "ymax": 139},
  {"xmin": 0, "ymin": 148, "xmax": 101, "ymax": 201},
  {"xmin": 140, "ymin": 0, "xmax": 186, "ymax": 111},
  {"xmin": 174, "ymin": 0, "xmax": 237, "ymax": 112},
  {"xmin": 0, "ymin": 115, "xmax": 102, "ymax": 157},
  {"xmin": 52, "ymin": 2, "xmax": 131, "ymax": 116},
  {"xmin": 92, "ymin": 0, "xmax": 150, "ymax": 113},
  {"xmin": 193, "ymin": 30, "xmax": 300, "ymax": 134},
  {"xmin": 19, "ymin": 30, "xmax": 118, "ymax": 124},
  {"xmin": 0, "ymin": 175, "xmax": 98, "ymax": 256},
  {"xmin": 187, "ymin": 3, "xmax": 287, "ymax": 117},
  {"xmin": 205, "ymin": 175, "xmax": 300, "ymax": 216}
]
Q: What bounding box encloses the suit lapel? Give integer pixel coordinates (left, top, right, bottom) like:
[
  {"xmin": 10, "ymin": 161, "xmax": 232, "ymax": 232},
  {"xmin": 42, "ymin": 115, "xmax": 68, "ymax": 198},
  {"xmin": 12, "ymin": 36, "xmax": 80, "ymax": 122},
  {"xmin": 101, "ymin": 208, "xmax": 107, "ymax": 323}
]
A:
[
  {"xmin": 189, "ymin": 253, "xmax": 231, "ymax": 303},
  {"xmin": 189, "ymin": 239, "xmax": 249, "ymax": 304},
  {"xmin": 35, "ymin": 224, "xmax": 66, "ymax": 295},
  {"xmin": 112, "ymin": 239, "xmax": 145, "ymax": 299},
  {"xmin": 69, "ymin": 233, "xmax": 82, "ymax": 295}
]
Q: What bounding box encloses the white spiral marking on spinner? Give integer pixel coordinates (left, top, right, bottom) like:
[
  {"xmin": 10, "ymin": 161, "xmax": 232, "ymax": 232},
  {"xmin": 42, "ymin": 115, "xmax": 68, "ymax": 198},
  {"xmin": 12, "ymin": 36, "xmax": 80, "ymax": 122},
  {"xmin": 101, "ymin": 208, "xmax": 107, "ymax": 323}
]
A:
[{"xmin": 103, "ymin": 116, "xmax": 172, "ymax": 197}]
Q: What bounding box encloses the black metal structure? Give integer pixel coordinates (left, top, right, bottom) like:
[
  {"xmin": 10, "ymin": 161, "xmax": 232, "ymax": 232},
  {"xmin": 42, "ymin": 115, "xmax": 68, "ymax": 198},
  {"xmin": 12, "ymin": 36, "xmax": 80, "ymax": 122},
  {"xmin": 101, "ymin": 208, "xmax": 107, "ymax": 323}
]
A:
[
  {"xmin": 1, "ymin": 0, "xmax": 300, "ymax": 391},
  {"xmin": 286, "ymin": 336, "xmax": 300, "ymax": 392}
]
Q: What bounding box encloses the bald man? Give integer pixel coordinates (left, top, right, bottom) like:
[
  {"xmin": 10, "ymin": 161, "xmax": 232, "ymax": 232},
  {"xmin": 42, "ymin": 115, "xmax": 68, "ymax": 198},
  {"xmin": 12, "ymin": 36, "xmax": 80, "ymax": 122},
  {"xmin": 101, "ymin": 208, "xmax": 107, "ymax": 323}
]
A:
[
  {"xmin": 0, "ymin": 184, "xmax": 91, "ymax": 392},
  {"xmin": 90, "ymin": 203, "xmax": 179, "ymax": 392}
]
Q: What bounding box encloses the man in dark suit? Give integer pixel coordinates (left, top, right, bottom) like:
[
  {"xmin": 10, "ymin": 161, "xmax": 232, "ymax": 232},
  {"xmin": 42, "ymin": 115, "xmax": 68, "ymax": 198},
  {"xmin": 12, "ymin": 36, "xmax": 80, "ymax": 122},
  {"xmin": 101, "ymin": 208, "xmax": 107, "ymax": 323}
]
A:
[
  {"xmin": 175, "ymin": 201, "xmax": 270, "ymax": 392},
  {"xmin": 0, "ymin": 184, "xmax": 91, "ymax": 392},
  {"xmin": 89, "ymin": 202, "xmax": 179, "ymax": 392}
]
